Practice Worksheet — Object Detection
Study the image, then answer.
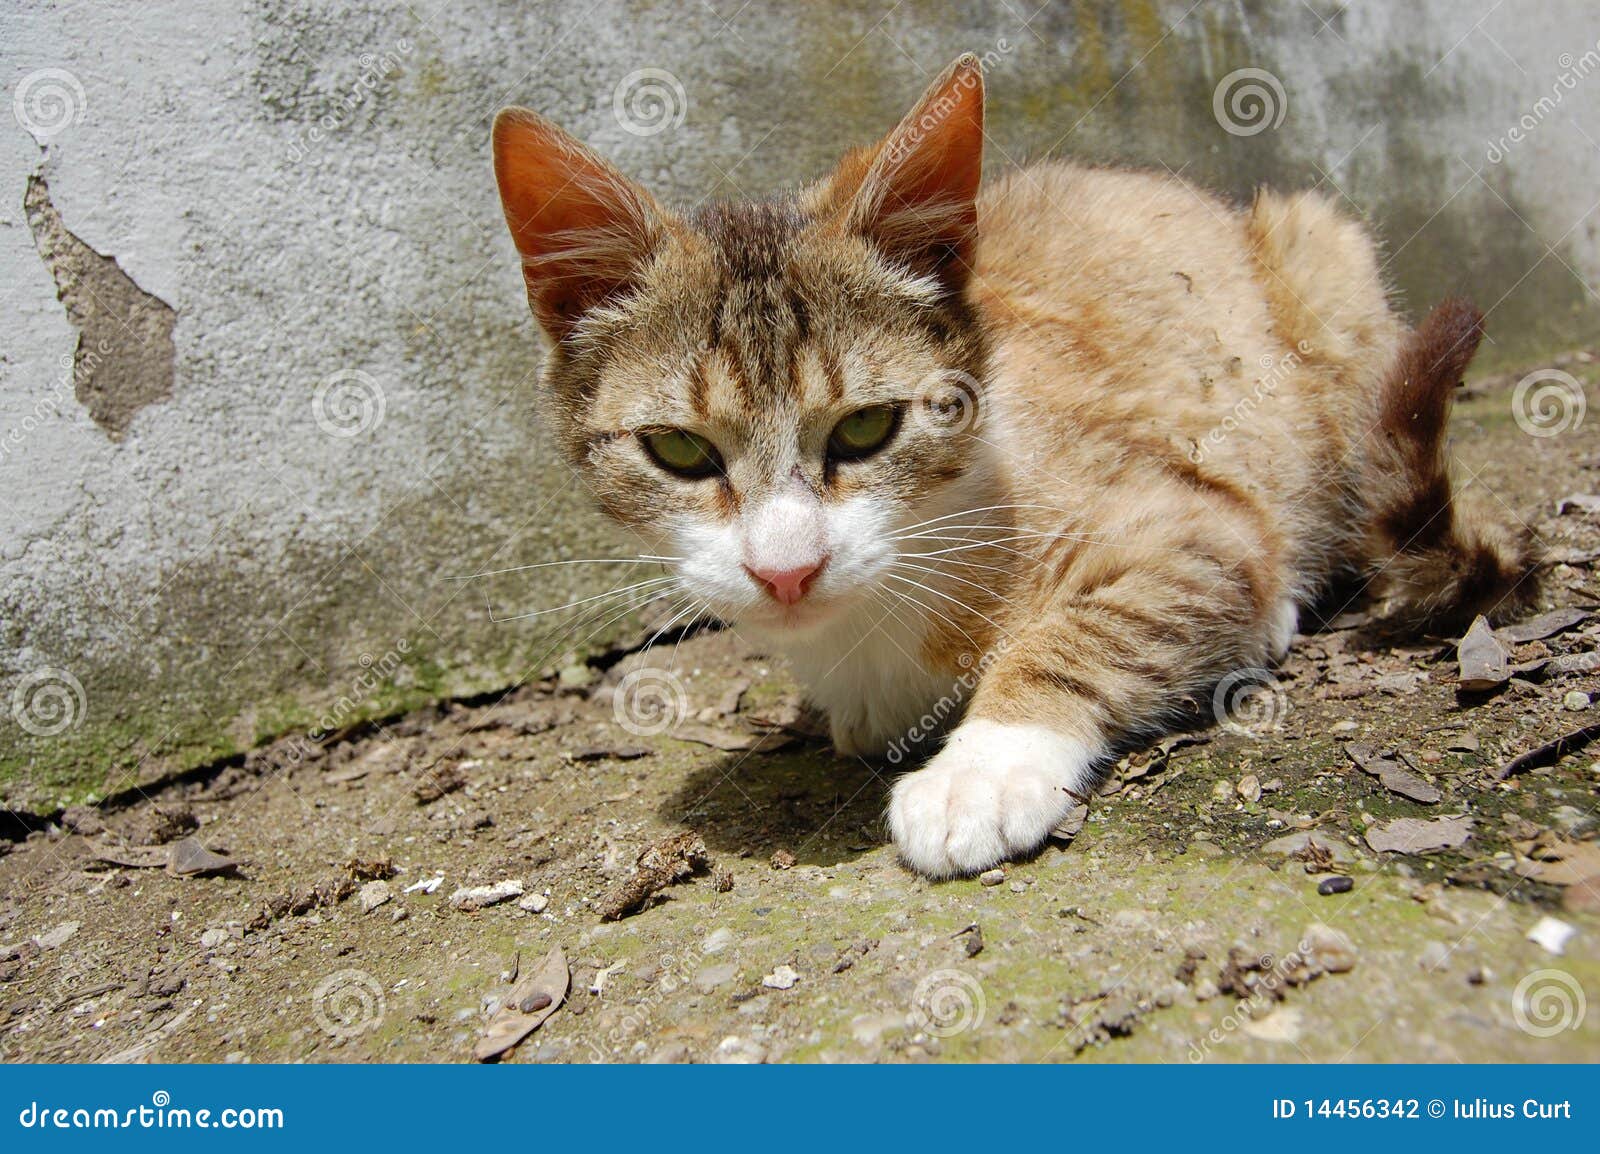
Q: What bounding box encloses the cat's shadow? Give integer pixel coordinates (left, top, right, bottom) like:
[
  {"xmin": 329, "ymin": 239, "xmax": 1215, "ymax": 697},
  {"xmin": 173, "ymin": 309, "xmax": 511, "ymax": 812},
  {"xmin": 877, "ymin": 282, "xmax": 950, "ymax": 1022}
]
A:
[{"xmin": 659, "ymin": 738, "xmax": 892, "ymax": 868}]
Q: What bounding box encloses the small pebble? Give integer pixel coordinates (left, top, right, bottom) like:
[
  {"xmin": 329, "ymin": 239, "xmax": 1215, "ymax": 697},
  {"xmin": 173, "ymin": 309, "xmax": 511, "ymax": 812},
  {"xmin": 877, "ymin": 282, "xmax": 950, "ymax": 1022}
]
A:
[
  {"xmin": 761, "ymin": 964, "xmax": 800, "ymax": 990},
  {"xmin": 1563, "ymin": 690, "xmax": 1591, "ymax": 712},
  {"xmin": 1236, "ymin": 774, "xmax": 1261, "ymax": 803},
  {"xmin": 1418, "ymin": 941, "xmax": 1452, "ymax": 973},
  {"xmin": 357, "ymin": 880, "xmax": 392, "ymax": 914},
  {"xmin": 1210, "ymin": 779, "xmax": 1234, "ymax": 803},
  {"xmin": 1526, "ymin": 915, "xmax": 1576, "ymax": 955},
  {"xmin": 978, "ymin": 868, "xmax": 1005, "ymax": 887},
  {"xmin": 1302, "ymin": 922, "xmax": 1358, "ymax": 973},
  {"xmin": 1317, "ymin": 875, "xmax": 1354, "ymax": 896},
  {"xmin": 517, "ymin": 892, "xmax": 548, "ymax": 913}
]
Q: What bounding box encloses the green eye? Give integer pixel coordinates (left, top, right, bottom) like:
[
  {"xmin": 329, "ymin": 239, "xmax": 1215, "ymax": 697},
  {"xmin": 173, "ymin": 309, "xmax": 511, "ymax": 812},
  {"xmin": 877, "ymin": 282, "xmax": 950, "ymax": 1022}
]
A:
[
  {"xmin": 640, "ymin": 428, "xmax": 723, "ymax": 478},
  {"xmin": 828, "ymin": 404, "xmax": 901, "ymax": 460}
]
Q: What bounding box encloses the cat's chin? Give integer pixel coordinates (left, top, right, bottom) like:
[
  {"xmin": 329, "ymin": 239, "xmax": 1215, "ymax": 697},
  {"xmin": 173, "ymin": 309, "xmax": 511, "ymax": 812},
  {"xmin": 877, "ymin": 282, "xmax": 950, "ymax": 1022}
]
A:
[{"xmin": 732, "ymin": 597, "xmax": 851, "ymax": 639}]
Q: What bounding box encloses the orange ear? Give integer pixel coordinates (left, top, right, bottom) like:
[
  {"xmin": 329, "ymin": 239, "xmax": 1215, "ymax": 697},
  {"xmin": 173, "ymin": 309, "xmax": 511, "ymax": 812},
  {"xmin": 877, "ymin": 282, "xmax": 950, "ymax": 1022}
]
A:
[
  {"xmin": 848, "ymin": 55, "xmax": 985, "ymax": 293},
  {"xmin": 491, "ymin": 108, "xmax": 664, "ymax": 341}
]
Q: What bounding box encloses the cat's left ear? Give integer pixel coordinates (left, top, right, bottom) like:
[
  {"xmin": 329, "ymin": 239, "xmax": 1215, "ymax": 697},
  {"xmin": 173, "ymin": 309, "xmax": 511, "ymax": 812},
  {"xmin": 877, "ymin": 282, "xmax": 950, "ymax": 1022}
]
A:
[
  {"xmin": 846, "ymin": 54, "xmax": 985, "ymax": 294},
  {"xmin": 492, "ymin": 108, "xmax": 666, "ymax": 341}
]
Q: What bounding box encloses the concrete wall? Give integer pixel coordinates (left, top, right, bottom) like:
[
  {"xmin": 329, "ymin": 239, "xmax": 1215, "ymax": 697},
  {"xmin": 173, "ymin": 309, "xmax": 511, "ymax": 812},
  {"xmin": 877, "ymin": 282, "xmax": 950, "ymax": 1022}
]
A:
[{"xmin": 4, "ymin": 0, "xmax": 1598, "ymax": 808}]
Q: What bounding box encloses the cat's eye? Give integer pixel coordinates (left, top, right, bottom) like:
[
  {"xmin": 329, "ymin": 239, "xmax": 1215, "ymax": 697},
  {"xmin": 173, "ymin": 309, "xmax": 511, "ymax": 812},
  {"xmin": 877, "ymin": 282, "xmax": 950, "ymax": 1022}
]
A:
[
  {"xmin": 827, "ymin": 404, "xmax": 901, "ymax": 461},
  {"xmin": 640, "ymin": 428, "xmax": 723, "ymax": 478}
]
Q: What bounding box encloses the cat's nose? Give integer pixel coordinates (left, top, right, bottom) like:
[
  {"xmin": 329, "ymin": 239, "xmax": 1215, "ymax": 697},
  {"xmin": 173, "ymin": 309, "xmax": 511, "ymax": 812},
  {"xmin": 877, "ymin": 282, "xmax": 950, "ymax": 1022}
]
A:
[{"xmin": 744, "ymin": 559, "xmax": 825, "ymax": 606}]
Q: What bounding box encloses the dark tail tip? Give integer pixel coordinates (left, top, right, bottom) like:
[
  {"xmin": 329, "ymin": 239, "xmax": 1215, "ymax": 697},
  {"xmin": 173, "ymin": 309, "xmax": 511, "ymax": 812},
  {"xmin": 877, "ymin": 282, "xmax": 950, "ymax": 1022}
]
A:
[{"xmin": 1382, "ymin": 298, "xmax": 1485, "ymax": 446}]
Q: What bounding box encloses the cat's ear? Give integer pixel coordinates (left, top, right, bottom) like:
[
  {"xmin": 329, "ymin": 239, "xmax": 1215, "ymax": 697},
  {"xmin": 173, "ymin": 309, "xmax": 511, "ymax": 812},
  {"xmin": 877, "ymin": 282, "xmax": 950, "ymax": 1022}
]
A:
[
  {"xmin": 492, "ymin": 108, "xmax": 665, "ymax": 341},
  {"xmin": 846, "ymin": 54, "xmax": 985, "ymax": 293}
]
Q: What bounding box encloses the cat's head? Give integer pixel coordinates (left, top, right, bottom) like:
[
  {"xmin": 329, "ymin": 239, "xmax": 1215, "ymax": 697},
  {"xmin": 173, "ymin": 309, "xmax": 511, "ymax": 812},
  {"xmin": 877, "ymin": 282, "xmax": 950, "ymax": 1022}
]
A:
[{"xmin": 491, "ymin": 56, "xmax": 997, "ymax": 638}]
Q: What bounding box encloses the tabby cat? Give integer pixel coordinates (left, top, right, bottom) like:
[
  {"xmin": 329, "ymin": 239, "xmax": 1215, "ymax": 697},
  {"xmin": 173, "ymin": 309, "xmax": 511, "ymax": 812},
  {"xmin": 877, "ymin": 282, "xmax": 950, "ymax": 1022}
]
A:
[{"xmin": 490, "ymin": 55, "xmax": 1534, "ymax": 877}]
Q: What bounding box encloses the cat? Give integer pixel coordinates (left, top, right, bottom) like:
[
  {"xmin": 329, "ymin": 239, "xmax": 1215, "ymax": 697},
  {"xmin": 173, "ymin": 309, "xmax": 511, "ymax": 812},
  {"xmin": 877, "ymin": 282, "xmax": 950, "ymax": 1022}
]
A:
[{"xmin": 490, "ymin": 54, "xmax": 1536, "ymax": 878}]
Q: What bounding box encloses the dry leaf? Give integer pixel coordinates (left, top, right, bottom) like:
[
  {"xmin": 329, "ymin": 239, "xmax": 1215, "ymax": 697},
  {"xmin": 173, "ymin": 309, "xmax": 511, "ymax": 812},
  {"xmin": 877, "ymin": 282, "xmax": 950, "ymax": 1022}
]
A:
[
  {"xmin": 1365, "ymin": 815, "xmax": 1473, "ymax": 854},
  {"xmin": 1457, "ymin": 616, "xmax": 1509, "ymax": 692},
  {"xmin": 1345, "ymin": 744, "xmax": 1441, "ymax": 804},
  {"xmin": 669, "ymin": 724, "xmax": 796, "ymax": 753},
  {"xmin": 473, "ymin": 945, "xmax": 569, "ymax": 1062},
  {"xmin": 166, "ymin": 837, "xmax": 239, "ymax": 877},
  {"xmin": 1497, "ymin": 607, "xmax": 1590, "ymax": 645}
]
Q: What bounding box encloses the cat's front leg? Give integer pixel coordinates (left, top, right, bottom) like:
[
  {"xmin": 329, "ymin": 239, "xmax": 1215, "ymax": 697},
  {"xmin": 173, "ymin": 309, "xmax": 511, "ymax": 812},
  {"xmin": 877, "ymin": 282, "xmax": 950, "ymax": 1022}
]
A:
[{"xmin": 888, "ymin": 719, "xmax": 1102, "ymax": 877}]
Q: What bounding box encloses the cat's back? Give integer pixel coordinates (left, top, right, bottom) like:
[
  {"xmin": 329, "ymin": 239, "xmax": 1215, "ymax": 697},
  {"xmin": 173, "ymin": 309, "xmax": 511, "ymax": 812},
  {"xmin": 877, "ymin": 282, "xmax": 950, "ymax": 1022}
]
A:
[{"xmin": 972, "ymin": 160, "xmax": 1281, "ymax": 419}]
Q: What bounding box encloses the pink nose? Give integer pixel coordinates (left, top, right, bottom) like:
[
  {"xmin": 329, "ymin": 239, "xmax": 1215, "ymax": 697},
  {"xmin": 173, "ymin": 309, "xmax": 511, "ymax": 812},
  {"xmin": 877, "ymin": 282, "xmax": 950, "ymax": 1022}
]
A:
[{"xmin": 744, "ymin": 560, "xmax": 824, "ymax": 606}]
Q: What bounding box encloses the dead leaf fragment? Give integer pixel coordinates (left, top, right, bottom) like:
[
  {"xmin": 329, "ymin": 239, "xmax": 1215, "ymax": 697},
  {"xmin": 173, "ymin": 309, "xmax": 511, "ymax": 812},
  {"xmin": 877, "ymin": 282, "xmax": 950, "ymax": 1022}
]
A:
[
  {"xmin": 669, "ymin": 724, "xmax": 796, "ymax": 753},
  {"xmin": 1556, "ymin": 494, "xmax": 1600, "ymax": 516},
  {"xmin": 1345, "ymin": 744, "xmax": 1441, "ymax": 804},
  {"xmin": 1497, "ymin": 607, "xmax": 1590, "ymax": 644},
  {"xmin": 1049, "ymin": 803, "xmax": 1090, "ymax": 843},
  {"xmin": 166, "ymin": 837, "xmax": 239, "ymax": 877},
  {"xmin": 473, "ymin": 945, "xmax": 569, "ymax": 1062},
  {"xmin": 1513, "ymin": 835, "xmax": 1600, "ymax": 886},
  {"xmin": 1457, "ymin": 616, "xmax": 1510, "ymax": 692},
  {"xmin": 1365, "ymin": 815, "xmax": 1474, "ymax": 854}
]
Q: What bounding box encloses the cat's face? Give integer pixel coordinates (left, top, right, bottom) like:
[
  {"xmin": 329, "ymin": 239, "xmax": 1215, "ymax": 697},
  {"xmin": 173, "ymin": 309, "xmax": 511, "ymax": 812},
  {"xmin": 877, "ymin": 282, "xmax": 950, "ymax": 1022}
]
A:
[{"xmin": 492, "ymin": 56, "xmax": 991, "ymax": 637}]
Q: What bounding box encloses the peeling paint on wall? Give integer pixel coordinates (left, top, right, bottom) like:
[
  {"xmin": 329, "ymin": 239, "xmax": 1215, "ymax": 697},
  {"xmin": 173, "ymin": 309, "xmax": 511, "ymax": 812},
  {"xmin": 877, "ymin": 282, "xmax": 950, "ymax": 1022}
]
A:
[{"xmin": 23, "ymin": 175, "xmax": 176, "ymax": 438}]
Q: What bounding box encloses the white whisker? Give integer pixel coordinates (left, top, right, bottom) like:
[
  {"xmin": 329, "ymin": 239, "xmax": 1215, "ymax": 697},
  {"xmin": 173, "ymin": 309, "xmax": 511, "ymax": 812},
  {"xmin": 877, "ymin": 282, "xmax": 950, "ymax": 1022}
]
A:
[
  {"xmin": 485, "ymin": 576, "xmax": 678, "ymax": 622},
  {"xmin": 882, "ymin": 571, "xmax": 1011, "ymax": 639},
  {"xmin": 887, "ymin": 559, "xmax": 1015, "ymax": 605},
  {"xmin": 444, "ymin": 555, "xmax": 680, "ymax": 582}
]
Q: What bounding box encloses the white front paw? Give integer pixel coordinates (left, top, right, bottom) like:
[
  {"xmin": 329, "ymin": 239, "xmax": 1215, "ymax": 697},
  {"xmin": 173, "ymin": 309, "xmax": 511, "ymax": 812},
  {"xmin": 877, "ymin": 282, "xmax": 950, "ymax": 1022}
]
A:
[{"xmin": 887, "ymin": 720, "xmax": 1100, "ymax": 878}]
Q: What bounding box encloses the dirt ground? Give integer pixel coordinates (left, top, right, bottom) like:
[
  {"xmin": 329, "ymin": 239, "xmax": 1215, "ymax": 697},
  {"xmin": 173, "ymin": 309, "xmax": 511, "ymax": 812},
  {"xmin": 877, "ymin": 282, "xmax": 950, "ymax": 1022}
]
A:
[{"xmin": 4, "ymin": 354, "xmax": 1600, "ymax": 1064}]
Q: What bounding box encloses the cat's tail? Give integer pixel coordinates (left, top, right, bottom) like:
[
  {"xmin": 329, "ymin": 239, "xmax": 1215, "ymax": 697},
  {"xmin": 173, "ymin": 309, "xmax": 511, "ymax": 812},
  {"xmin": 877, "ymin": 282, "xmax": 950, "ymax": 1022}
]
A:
[{"xmin": 1363, "ymin": 298, "xmax": 1540, "ymax": 629}]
